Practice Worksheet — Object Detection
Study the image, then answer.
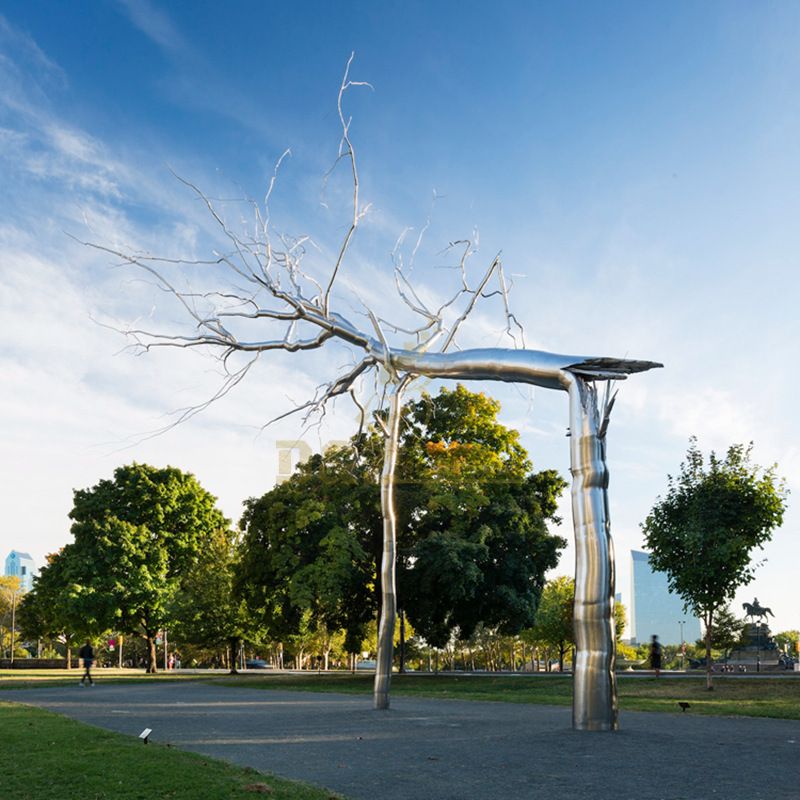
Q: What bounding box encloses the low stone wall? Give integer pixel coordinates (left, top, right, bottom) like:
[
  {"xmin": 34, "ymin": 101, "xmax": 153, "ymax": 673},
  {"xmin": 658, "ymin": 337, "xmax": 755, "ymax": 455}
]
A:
[{"xmin": 0, "ymin": 658, "xmax": 68, "ymax": 669}]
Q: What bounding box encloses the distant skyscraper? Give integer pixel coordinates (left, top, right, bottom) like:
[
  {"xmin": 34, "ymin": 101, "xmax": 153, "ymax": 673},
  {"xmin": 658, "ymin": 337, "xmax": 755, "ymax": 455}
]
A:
[
  {"xmin": 629, "ymin": 550, "xmax": 701, "ymax": 645},
  {"xmin": 4, "ymin": 550, "xmax": 37, "ymax": 592}
]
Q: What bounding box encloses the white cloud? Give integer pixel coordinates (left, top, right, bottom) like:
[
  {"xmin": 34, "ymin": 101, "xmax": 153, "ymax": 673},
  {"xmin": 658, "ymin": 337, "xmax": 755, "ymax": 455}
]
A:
[
  {"xmin": 0, "ymin": 14, "xmax": 65, "ymax": 87},
  {"xmin": 655, "ymin": 386, "xmax": 757, "ymax": 450},
  {"xmin": 115, "ymin": 0, "xmax": 188, "ymax": 55}
]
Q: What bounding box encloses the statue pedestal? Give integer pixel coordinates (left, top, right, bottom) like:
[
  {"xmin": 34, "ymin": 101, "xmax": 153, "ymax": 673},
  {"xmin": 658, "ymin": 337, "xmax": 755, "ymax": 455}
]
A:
[
  {"xmin": 743, "ymin": 622, "xmax": 772, "ymax": 647},
  {"xmin": 727, "ymin": 623, "xmax": 781, "ymax": 670}
]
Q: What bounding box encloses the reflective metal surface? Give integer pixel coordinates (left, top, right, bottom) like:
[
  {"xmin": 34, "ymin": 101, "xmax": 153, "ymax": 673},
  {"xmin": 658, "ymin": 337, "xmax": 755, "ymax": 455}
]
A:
[
  {"xmin": 566, "ymin": 376, "xmax": 618, "ymax": 731},
  {"xmin": 386, "ymin": 347, "xmax": 659, "ymax": 391},
  {"xmin": 374, "ymin": 383, "xmax": 405, "ymax": 710},
  {"xmin": 109, "ymin": 68, "xmax": 660, "ymax": 729},
  {"xmin": 379, "ymin": 346, "xmax": 658, "ymax": 730}
]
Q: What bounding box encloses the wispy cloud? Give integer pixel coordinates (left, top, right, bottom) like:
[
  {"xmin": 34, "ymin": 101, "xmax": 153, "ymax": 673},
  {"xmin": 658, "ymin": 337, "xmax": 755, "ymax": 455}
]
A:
[
  {"xmin": 0, "ymin": 13, "xmax": 66, "ymax": 86},
  {"xmin": 115, "ymin": 0, "xmax": 189, "ymax": 55},
  {"xmin": 112, "ymin": 0, "xmax": 288, "ymax": 146},
  {"xmin": 0, "ymin": 16, "xmax": 339, "ymax": 563}
]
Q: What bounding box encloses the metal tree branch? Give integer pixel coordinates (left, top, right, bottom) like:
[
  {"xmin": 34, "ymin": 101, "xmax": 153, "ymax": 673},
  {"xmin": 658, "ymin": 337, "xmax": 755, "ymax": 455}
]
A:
[
  {"xmin": 95, "ymin": 56, "xmax": 662, "ymax": 730},
  {"xmin": 374, "ymin": 374, "xmax": 413, "ymax": 710}
]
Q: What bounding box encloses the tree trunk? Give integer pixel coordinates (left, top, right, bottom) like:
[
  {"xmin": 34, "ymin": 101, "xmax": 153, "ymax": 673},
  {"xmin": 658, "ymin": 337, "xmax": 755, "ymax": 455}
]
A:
[
  {"xmin": 567, "ymin": 377, "xmax": 618, "ymax": 731},
  {"xmin": 229, "ymin": 637, "xmax": 239, "ymax": 674},
  {"xmin": 118, "ymin": 635, "xmax": 123, "ymax": 669},
  {"xmin": 146, "ymin": 634, "xmax": 158, "ymax": 673},
  {"xmin": 398, "ymin": 609, "xmax": 406, "ymax": 673},
  {"xmin": 705, "ymin": 611, "xmax": 714, "ymax": 691},
  {"xmin": 374, "ymin": 382, "xmax": 406, "ymax": 709}
]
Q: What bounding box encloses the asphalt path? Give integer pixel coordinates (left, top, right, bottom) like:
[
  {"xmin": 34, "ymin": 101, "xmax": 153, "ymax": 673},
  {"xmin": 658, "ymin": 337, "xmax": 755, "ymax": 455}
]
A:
[{"xmin": 12, "ymin": 681, "xmax": 800, "ymax": 800}]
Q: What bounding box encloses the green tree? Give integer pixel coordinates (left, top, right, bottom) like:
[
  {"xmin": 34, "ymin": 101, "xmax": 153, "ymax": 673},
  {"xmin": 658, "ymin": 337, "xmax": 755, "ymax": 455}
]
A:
[
  {"xmin": 705, "ymin": 605, "xmax": 747, "ymax": 662},
  {"xmin": 642, "ymin": 439, "xmax": 787, "ymax": 689},
  {"xmin": 67, "ymin": 463, "xmax": 229, "ymax": 672},
  {"xmin": 524, "ymin": 577, "xmax": 626, "ymax": 672},
  {"xmin": 397, "ymin": 387, "xmax": 566, "ymax": 647},
  {"xmin": 774, "ymin": 630, "xmax": 800, "ymax": 656},
  {"xmin": 170, "ymin": 528, "xmax": 258, "ymax": 673},
  {"xmin": 528, "ymin": 576, "xmax": 574, "ymax": 671},
  {"xmin": 16, "ymin": 552, "xmax": 94, "ymax": 668},
  {"xmin": 238, "ymin": 446, "xmax": 379, "ymax": 659},
  {"xmin": 613, "ymin": 601, "xmax": 627, "ymax": 644},
  {"xmin": 238, "ymin": 386, "xmax": 566, "ymax": 659},
  {"xmin": 1, "ymin": 576, "xmax": 27, "ymax": 660}
]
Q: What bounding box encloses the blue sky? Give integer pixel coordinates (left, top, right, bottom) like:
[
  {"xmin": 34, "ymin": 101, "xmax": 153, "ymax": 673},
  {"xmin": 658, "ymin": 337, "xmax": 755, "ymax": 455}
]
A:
[{"xmin": 1, "ymin": 1, "xmax": 798, "ymax": 635}]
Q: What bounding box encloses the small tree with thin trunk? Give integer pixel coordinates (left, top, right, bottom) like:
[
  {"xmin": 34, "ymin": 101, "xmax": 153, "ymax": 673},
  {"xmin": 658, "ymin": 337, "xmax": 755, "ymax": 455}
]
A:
[
  {"xmin": 530, "ymin": 576, "xmax": 575, "ymax": 672},
  {"xmin": 641, "ymin": 439, "xmax": 787, "ymax": 689}
]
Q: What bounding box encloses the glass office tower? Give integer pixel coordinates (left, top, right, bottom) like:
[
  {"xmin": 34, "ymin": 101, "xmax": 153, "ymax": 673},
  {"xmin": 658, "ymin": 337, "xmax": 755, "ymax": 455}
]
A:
[{"xmin": 629, "ymin": 550, "xmax": 701, "ymax": 645}]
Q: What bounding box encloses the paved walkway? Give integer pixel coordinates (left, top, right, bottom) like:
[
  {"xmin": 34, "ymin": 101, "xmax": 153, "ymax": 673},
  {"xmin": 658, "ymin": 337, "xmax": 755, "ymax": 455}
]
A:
[{"xmin": 12, "ymin": 682, "xmax": 800, "ymax": 800}]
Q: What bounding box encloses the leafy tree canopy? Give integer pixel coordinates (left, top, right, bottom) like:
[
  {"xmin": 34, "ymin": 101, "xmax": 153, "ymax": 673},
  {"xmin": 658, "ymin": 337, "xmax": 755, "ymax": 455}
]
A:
[
  {"xmin": 397, "ymin": 387, "xmax": 566, "ymax": 646},
  {"xmin": 66, "ymin": 463, "xmax": 229, "ymax": 671},
  {"xmin": 239, "ymin": 385, "xmax": 567, "ymax": 652},
  {"xmin": 524, "ymin": 575, "xmax": 575, "ymax": 670},
  {"xmin": 774, "ymin": 630, "xmax": 800, "ymax": 653},
  {"xmin": 520, "ymin": 575, "xmax": 626, "ymax": 670},
  {"xmin": 238, "ymin": 445, "xmax": 379, "ymax": 652},
  {"xmin": 704, "ymin": 605, "xmax": 747, "ymax": 658},
  {"xmin": 17, "ymin": 552, "xmax": 87, "ymax": 642},
  {"xmin": 0, "ymin": 575, "xmax": 21, "ymax": 614},
  {"xmin": 642, "ymin": 438, "xmax": 787, "ymax": 685},
  {"xmin": 169, "ymin": 527, "xmax": 260, "ymax": 671}
]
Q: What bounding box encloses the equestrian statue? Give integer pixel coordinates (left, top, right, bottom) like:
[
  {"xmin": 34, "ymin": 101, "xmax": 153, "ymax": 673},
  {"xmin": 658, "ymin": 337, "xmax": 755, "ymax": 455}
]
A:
[{"xmin": 742, "ymin": 598, "xmax": 774, "ymax": 623}]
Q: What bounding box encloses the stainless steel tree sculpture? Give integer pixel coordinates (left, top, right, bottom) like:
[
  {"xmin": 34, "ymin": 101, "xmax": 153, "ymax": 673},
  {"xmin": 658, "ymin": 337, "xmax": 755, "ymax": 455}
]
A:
[{"xmin": 92, "ymin": 57, "xmax": 661, "ymax": 731}]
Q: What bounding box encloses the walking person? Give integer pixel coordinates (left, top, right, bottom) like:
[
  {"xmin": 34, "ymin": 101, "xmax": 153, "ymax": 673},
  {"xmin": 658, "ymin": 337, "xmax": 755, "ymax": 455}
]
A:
[
  {"xmin": 650, "ymin": 634, "xmax": 662, "ymax": 678},
  {"xmin": 79, "ymin": 639, "xmax": 95, "ymax": 686}
]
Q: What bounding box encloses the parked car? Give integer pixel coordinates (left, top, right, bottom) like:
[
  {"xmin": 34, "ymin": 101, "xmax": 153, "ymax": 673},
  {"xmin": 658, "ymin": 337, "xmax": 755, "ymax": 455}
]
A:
[{"xmin": 245, "ymin": 658, "xmax": 271, "ymax": 669}]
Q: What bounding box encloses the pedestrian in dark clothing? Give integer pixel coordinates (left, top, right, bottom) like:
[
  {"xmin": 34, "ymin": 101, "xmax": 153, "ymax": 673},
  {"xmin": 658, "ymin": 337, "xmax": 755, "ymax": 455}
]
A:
[
  {"xmin": 650, "ymin": 634, "xmax": 662, "ymax": 678},
  {"xmin": 79, "ymin": 640, "xmax": 95, "ymax": 686}
]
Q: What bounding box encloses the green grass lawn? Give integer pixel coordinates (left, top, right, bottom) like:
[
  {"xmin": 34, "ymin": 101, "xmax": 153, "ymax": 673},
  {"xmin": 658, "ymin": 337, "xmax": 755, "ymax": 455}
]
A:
[
  {"xmin": 3, "ymin": 668, "xmax": 798, "ymax": 720},
  {"xmin": 617, "ymin": 675, "xmax": 800, "ymax": 718},
  {"xmin": 218, "ymin": 672, "xmax": 800, "ymax": 720},
  {"xmin": 0, "ymin": 668, "xmax": 212, "ymax": 689},
  {"xmin": 0, "ymin": 701, "xmax": 343, "ymax": 800}
]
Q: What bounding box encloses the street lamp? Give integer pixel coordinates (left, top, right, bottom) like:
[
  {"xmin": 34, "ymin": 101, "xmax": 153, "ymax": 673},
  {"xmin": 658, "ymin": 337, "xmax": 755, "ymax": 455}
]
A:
[
  {"xmin": 9, "ymin": 588, "xmax": 18, "ymax": 666},
  {"xmin": 678, "ymin": 620, "xmax": 686, "ymax": 671},
  {"xmin": 756, "ymin": 622, "xmax": 761, "ymax": 673}
]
